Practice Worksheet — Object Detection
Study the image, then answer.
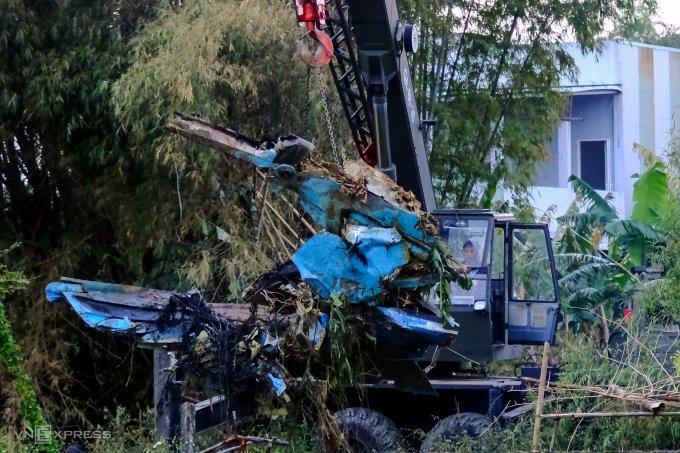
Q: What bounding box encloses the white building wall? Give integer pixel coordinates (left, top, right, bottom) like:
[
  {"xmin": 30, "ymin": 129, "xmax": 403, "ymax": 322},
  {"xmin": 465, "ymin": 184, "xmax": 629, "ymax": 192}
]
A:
[
  {"xmin": 654, "ymin": 49, "xmax": 672, "ymax": 156},
  {"xmin": 560, "ymin": 41, "xmax": 620, "ymax": 88},
  {"xmin": 616, "ymin": 43, "xmax": 641, "ymax": 217},
  {"xmin": 507, "ymin": 41, "xmax": 680, "ymax": 221},
  {"xmin": 671, "ymin": 53, "xmax": 680, "ymax": 137},
  {"xmin": 556, "ymin": 121, "xmax": 571, "ymax": 188}
]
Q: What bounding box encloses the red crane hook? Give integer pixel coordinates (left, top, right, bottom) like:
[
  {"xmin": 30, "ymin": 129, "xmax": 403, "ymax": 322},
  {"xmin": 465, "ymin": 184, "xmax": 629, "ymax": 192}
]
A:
[
  {"xmin": 294, "ymin": 0, "xmax": 334, "ymax": 67},
  {"xmin": 296, "ymin": 28, "xmax": 333, "ymax": 68}
]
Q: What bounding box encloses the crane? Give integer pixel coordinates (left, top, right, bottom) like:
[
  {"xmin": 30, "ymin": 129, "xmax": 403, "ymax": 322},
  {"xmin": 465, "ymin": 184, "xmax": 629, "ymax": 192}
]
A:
[
  {"xmin": 295, "ymin": 0, "xmax": 436, "ymax": 211},
  {"xmin": 289, "ymin": 3, "xmax": 562, "ymax": 449}
]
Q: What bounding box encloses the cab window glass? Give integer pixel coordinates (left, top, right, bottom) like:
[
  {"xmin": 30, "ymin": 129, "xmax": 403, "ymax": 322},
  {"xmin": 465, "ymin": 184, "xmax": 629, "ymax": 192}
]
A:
[
  {"xmin": 492, "ymin": 227, "xmax": 504, "ymax": 279},
  {"xmin": 441, "ymin": 219, "xmax": 490, "ymax": 269},
  {"xmin": 511, "ymin": 228, "xmax": 555, "ymax": 301}
]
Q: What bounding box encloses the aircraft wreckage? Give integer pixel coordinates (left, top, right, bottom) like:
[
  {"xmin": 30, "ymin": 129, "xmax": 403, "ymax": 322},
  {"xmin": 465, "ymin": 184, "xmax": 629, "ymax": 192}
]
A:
[{"xmin": 46, "ymin": 113, "xmax": 470, "ymax": 406}]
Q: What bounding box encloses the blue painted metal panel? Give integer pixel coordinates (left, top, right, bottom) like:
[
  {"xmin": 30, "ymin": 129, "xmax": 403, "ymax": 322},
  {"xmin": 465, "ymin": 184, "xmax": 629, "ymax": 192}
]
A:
[
  {"xmin": 232, "ymin": 148, "xmax": 276, "ymax": 168},
  {"xmin": 45, "ymin": 279, "xmax": 185, "ymax": 344},
  {"xmin": 508, "ymin": 304, "xmax": 559, "ymax": 345},
  {"xmin": 291, "ymin": 230, "xmax": 409, "ymax": 303},
  {"xmin": 267, "ymin": 373, "xmax": 287, "ymax": 396},
  {"xmin": 374, "ymin": 307, "xmax": 455, "ymax": 347}
]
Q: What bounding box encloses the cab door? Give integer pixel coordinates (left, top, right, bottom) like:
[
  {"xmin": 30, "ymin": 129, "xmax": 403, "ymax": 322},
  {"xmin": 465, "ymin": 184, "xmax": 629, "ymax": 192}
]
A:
[{"xmin": 507, "ymin": 224, "xmax": 559, "ymax": 345}]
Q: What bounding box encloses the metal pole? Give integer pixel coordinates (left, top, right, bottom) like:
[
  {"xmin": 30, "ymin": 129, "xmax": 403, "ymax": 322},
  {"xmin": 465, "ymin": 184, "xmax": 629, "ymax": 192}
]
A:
[
  {"xmin": 372, "ymin": 92, "xmax": 397, "ymax": 181},
  {"xmin": 154, "ymin": 350, "xmax": 180, "ymax": 447}
]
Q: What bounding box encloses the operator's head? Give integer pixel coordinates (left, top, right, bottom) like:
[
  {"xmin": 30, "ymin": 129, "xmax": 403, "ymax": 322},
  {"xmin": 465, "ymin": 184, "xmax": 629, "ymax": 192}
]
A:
[{"xmin": 463, "ymin": 240, "xmax": 478, "ymax": 264}]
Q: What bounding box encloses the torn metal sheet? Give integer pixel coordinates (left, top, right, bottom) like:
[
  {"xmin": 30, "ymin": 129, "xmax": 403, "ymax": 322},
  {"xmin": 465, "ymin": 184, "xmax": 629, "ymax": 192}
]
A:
[
  {"xmin": 166, "ymin": 113, "xmax": 468, "ymax": 305},
  {"xmin": 268, "ymin": 373, "xmax": 287, "ymax": 397},
  {"xmin": 291, "ymin": 229, "xmax": 409, "ymax": 303},
  {"xmin": 307, "ymin": 313, "xmax": 328, "ymax": 349},
  {"xmin": 374, "ymin": 307, "xmax": 456, "ymax": 348},
  {"xmin": 45, "ymin": 278, "xmax": 265, "ymax": 346},
  {"xmin": 45, "ymin": 279, "xmax": 186, "ymax": 344}
]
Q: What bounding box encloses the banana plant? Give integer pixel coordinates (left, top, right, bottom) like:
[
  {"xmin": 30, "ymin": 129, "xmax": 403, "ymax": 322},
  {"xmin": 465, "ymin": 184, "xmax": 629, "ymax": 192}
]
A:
[{"xmin": 553, "ymin": 152, "xmax": 670, "ymax": 332}]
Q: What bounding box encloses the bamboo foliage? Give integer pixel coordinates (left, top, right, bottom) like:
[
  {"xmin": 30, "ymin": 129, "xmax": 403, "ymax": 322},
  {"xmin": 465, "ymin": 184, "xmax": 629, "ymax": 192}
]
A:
[
  {"xmin": 0, "ymin": 0, "xmax": 338, "ymax": 428},
  {"xmin": 510, "ymin": 316, "xmax": 680, "ymax": 450}
]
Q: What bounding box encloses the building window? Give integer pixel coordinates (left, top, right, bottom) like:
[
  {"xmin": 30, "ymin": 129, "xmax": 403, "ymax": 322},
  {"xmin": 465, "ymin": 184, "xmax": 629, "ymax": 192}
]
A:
[{"xmin": 578, "ymin": 140, "xmax": 607, "ymax": 190}]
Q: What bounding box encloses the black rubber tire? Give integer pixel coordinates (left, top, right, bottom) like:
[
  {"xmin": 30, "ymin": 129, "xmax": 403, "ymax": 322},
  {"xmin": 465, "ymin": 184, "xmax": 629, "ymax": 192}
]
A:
[
  {"xmin": 330, "ymin": 407, "xmax": 404, "ymax": 452},
  {"xmin": 420, "ymin": 412, "xmax": 492, "ymax": 452},
  {"xmin": 64, "ymin": 446, "xmax": 87, "ymax": 453}
]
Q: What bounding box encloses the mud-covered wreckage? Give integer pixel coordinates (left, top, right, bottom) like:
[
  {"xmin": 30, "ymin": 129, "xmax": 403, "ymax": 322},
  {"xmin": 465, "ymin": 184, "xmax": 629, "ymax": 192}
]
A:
[{"xmin": 46, "ymin": 113, "xmax": 469, "ymax": 408}]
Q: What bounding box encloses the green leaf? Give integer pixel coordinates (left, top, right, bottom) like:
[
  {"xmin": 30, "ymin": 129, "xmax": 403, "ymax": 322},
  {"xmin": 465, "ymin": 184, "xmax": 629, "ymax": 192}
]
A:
[
  {"xmin": 559, "ymin": 262, "xmax": 614, "ymax": 292},
  {"xmin": 330, "ymin": 294, "xmax": 343, "ymax": 308},
  {"xmin": 0, "ymin": 260, "xmax": 60, "ymax": 452},
  {"xmin": 567, "ymin": 175, "xmax": 618, "ymax": 224},
  {"xmin": 479, "ymin": 159, "xmax": 505, "ymax": 208},
  {"xmin": 605, "ymin": 218, "xmax": 665, "ymax": 243},
  {"xmin": 605, "ymin": 218, "xmax": 666, "ymax": 266},
  {"xmin": 632, "ymin": 161, "xmax": 669, "ymax": 227}
]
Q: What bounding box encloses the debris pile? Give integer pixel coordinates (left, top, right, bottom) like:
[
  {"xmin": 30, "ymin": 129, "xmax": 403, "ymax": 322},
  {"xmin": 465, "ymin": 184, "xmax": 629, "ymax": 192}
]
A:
[{"xmin": 46, "ymin": 113, "xmax": 470, "ymax": 427}]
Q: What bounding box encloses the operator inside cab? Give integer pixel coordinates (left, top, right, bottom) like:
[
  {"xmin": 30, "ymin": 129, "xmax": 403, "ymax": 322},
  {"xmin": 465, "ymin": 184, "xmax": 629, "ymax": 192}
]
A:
[
  {"xmin": 462, "ymin": 240, "xmax": 481, "ymax": 269},
  {"xmin": 441, "ymin": 217, "xmax": 491, "ymax": 306},
  {"xmin": 442, "ymin": 218, "xmax": 489, "ymax": 272}
]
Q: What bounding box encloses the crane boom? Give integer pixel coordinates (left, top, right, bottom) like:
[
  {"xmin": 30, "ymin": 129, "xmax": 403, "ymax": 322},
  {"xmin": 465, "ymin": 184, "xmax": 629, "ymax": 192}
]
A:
[{"xmin": 299, "ymin": 0, "xmax": 437, "ymax": 211}]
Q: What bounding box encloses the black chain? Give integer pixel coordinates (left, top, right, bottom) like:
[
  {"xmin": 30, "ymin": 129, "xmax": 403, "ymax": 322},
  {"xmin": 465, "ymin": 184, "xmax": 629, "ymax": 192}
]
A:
[
  {"xmin": 297, "ymin": 68, "xmax": 313, "ymax": 246},
  {"xmin": 302, "ymin": 67, "xmax": 312, "ymax": 137}
]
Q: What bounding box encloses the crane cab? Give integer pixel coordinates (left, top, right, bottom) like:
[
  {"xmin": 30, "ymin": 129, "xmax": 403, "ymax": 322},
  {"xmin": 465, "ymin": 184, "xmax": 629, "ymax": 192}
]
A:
[{"xmin": 424, "ymin": 210, "xmax": 560, "ymax": 366}]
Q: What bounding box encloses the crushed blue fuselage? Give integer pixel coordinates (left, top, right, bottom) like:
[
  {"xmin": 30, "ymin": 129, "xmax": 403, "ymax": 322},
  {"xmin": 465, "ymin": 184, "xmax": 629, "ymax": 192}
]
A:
[
  {"xmin": 166, "ymin": 114, "xmax": 463, "ymax": 305},
  {"xmin": 46, "ymin": 115, "xmax": 464, "ymax": 396},
  {"xmin": 292, "ymin": 228, "xmax": 409, "ymax": 302}
]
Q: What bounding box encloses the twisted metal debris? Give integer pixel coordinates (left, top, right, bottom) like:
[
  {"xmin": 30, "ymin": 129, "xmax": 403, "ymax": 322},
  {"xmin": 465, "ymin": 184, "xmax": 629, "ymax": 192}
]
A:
[{"xmin": 46, "ymin": 113, "xmax": 469, "ymax": 421}]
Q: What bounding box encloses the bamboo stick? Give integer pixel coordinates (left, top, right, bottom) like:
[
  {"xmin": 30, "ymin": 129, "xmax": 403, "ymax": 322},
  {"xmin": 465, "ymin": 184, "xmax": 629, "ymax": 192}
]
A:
[
  {"xmin": 532, "ymin": 341, "xmax": 550, "ymax": 452},
  {"xmin": 541, "ymin": 411, "xmax": 680, "ymax": 420},
  {"xmin": 283, "ymin": 195, "xmax": 317, "ymax": 235},
  {"xmin": 522, "ymin": 378, "xmax": 680, "ymax": 409},
  {"xmin": 255, "ymin": 177, "xmax": 270, "ymax": 241},
  {"xmin": 599, "ymin": 304, "xmax": 610, "ymax": 346},
  {"xmin": 261, "ymin": 216, "xmax": 287, "ymax": 263},
  {"xmin": 549, "ymin": 419, "xmax": 559, "ymax": 452},
  {"xmin": 265, "ymin": 213, "xmax": 297, "ymax": 253},
  {"xmin": 256, "ymin": 169, "xmax": 316, "ymax": 235},
  {"xmin": 256, "ymin": 191, "xmax": 300, "ymax": 241}
]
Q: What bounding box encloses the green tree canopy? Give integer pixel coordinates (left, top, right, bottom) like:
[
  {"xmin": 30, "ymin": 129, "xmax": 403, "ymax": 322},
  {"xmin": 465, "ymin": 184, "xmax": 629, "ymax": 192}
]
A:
[
  {"xmin": 609, "ymin": 0, "xmax": 680, "ymax": 48},
  {"xmin": 400, "ymin": 0, "xmax": 656, "ymax": 208}
]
